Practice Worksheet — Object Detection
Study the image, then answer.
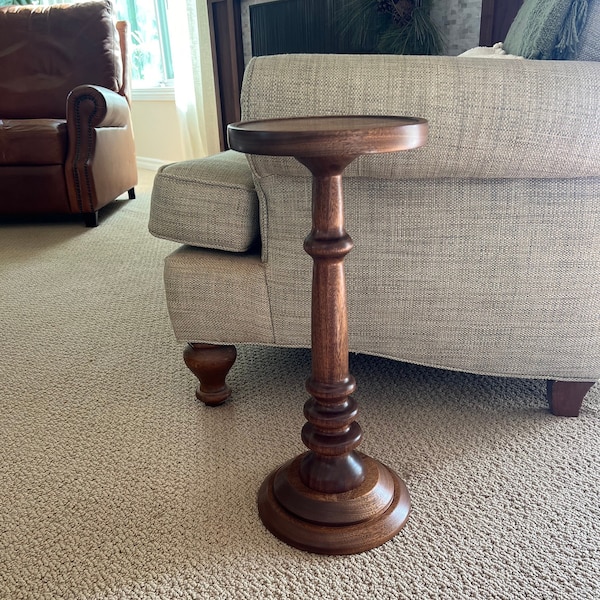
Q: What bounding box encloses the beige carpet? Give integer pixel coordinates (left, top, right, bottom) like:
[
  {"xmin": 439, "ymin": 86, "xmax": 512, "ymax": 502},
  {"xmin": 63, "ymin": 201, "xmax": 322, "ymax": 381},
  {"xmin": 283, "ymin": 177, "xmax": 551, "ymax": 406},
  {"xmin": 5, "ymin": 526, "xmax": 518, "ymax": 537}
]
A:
[{"xmin": 1, "ymin": 171, "xmax": 599, "ymax": 599}]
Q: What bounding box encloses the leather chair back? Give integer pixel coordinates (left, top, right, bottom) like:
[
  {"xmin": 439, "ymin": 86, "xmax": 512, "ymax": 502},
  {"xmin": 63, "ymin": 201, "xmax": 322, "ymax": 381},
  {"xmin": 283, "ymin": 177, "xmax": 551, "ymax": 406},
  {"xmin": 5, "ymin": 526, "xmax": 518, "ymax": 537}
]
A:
[{"xmin": 0, "ymin": 1, "xmax": 123, "ymax": 119}]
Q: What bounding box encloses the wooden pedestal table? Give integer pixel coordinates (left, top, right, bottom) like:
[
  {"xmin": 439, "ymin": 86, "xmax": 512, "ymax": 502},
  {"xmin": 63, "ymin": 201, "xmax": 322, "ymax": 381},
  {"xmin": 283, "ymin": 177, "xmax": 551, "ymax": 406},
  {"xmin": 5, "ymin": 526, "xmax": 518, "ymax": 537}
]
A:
[{"xmin": 228, "ymin": 116, "xmax": 428, "ymax": 555}]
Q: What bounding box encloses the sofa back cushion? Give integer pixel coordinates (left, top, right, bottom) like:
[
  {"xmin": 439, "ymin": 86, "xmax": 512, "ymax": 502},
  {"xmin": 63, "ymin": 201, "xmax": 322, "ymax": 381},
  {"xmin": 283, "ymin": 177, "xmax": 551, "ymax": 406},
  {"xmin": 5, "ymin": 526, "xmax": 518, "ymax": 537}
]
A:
[
  {"xmin": 0, "ymin": 1, "xmax": 123, "ymax": 119},
  {"xmin": 240, "ymin": 54, "xmax": 600, "ymax": 183}
]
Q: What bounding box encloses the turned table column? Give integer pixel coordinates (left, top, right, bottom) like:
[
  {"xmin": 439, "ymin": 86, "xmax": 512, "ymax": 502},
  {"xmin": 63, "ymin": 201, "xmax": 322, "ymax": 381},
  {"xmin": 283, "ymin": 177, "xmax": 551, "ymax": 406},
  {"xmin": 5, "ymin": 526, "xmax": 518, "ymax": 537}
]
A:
[{"xmin": 228, "ymin": 116, "xmax": 428, "ymax": 554}]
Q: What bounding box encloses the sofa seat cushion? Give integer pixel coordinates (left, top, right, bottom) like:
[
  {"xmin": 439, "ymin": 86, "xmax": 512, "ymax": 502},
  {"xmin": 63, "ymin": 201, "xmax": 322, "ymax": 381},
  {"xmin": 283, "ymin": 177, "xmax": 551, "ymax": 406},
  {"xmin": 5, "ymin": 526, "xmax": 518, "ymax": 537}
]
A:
[
  {"xmin": 0, "ymin": 118, "xmax": 67, "ymax": 165},
  {"xmin": 150, "ymin": 151, "xmax": 259, "ymax": 253}
]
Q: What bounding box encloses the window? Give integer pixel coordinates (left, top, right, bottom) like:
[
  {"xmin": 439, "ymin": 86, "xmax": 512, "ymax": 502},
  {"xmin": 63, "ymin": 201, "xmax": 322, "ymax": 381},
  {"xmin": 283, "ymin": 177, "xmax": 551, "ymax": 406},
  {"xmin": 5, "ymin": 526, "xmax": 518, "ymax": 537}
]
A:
[{"xmin": 114, "ymin": 0, "xmax": 173, "ymax": 88}]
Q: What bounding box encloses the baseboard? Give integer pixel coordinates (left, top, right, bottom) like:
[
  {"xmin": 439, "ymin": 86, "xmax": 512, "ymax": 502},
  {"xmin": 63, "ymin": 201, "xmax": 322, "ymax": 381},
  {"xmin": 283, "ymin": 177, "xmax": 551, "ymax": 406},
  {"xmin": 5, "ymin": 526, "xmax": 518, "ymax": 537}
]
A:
[{"xmin": 136, "ymin": 157, "xmax": 171, "ymax": 172}]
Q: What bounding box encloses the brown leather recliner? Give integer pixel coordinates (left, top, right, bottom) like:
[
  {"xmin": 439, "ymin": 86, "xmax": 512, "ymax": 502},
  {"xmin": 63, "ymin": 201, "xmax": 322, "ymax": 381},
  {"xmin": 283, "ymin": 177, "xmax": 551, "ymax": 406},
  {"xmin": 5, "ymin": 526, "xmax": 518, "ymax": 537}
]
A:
[{"xmin": 0, "ymin": 1, "xmax": 137, "ymax": 227}]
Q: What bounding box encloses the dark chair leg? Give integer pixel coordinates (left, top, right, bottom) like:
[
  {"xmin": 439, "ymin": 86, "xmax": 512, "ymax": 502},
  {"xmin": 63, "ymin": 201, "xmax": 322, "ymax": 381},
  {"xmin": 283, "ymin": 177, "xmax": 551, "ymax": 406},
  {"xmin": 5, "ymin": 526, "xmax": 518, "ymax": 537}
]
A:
[
  {"xmin": 547, "ymin": 380, "xmax": 595, "ymax": 417},
  {"xmin": 128, "ymin": 187, "xmax": 136, "ymax": 200},
  {"xmin": 83, "ymin": 211, "xmax": 99, "ymax": 227},
  {"xmin": 183, "ymin": 343, "xmax": 237, "ymax": 406}
]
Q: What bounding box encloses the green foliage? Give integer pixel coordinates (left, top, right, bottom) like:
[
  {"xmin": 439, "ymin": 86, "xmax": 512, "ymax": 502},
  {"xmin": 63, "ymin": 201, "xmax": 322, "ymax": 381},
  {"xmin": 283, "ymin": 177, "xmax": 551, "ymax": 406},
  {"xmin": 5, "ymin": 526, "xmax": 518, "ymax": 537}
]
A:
[
  {"xmin": 342, "ymin": 0, "xmax": 445, "ymax": 55},
  {"xmin": 129, "ymin": 30, "xmax": 153, "ymax": 82},
  {"xmin": 0, "ymin": 0, "xmax": 38, "ymax": 5}
]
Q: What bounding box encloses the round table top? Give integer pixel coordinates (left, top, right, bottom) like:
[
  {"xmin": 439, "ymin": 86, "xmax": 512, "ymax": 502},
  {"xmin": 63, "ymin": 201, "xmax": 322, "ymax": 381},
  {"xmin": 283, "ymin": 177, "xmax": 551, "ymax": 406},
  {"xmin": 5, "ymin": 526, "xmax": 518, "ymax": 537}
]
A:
[{"xmin": 227, "ymin": 116, "xmax": 428, "ymax": 158}]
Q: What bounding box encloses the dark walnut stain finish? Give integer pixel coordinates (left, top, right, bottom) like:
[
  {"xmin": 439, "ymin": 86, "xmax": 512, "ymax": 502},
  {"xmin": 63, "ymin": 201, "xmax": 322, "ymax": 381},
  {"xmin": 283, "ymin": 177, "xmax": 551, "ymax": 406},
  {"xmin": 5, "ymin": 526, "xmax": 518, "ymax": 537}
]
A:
[
  {"xmin": 228, "ymin": 115, "xmax": 427, "ymax": 158},
  {"xmin": 228, "ymin": 116, "xmax": 428, "ymax": 554},
  {"xmin": 547, "ymin": 380, "xmax": 595, "ymax": 417},
  {"xmin": 183, "ymin": 343, "xmax": 237, "ymax": 406}
]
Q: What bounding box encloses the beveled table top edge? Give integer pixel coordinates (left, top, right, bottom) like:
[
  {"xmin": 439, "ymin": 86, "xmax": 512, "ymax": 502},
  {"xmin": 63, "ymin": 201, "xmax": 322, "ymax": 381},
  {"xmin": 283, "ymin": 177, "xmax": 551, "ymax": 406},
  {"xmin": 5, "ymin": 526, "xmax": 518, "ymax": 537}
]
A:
[{"xmin": 227, "ymin": 115, "xmax": 428, "ymax": 158}]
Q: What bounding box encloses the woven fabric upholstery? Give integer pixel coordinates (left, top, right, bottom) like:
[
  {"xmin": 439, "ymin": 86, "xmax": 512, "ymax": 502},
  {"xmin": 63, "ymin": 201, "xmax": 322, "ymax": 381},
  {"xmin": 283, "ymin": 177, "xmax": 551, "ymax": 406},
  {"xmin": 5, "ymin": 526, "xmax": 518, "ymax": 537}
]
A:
[
  {"xmin": 241, "ymin": 55, "xmax": 600, "ymax": 181},
  {"xmin": 577, "ymin": 0, "xmax": 600, "ymax": 60},
  {"xmin": 157, "ymin": 53, "xmax": 600, "ymax": 382},
  {"xmin": 164, "ymin": 247, "xmax": 274, "ymax": 344},
  {"xmin": 149, "ymin": 151, "xmax": 259, "ymax": 252},
  {"xmin": 258, "ymin": 175, "xmax": 600, "ymax": 379}
]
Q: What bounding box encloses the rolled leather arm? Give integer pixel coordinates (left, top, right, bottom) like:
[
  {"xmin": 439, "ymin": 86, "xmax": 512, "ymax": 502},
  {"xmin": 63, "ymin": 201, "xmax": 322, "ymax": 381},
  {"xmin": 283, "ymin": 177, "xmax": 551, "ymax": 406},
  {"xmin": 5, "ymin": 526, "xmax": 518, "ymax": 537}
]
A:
[
  {"xmin": 66, "ymin": 84, "xmax": 131, "ymax": 129},
  {"xmin": 65, "ymin": 85, "xmax": 135, "ymax": 215}
]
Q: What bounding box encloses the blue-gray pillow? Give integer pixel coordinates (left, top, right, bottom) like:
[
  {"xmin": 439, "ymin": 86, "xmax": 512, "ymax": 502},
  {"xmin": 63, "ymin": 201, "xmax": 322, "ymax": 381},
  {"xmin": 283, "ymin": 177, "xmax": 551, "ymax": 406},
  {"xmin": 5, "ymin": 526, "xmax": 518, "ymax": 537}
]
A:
[
  {"xmin": 503, "ymin": 0, "xmax": 590, "ymax": 59},
  {"xmin": 576, "ymin": 0, "xmax": 600, "ymax": 59}
]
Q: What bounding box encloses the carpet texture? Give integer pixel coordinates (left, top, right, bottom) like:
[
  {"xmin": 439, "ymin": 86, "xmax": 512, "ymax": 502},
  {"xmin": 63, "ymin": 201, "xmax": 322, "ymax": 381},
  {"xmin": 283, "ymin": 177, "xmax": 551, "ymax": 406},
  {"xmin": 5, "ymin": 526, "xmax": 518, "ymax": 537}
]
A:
[{"xmin": 1, "ymin": 171, "xmax": 599, "ymax": 599}]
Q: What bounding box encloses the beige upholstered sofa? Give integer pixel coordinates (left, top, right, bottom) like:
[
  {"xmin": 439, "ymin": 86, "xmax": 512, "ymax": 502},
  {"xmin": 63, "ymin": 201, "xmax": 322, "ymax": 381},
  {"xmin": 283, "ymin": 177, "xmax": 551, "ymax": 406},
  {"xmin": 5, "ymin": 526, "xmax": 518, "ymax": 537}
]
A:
[{"xmin": 150, "ymin": 49, "xmax": 600, "ymax": 416}]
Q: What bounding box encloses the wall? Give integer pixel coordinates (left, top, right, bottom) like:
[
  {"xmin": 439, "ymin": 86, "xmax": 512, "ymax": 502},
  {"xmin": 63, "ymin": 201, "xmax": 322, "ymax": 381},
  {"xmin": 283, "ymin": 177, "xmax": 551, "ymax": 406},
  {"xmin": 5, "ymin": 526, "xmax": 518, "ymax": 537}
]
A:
[
  {"xmin": 131, "ymin": 93, "xmax": 185, "ymax": 169},
  {"xmin": 431, "ymin": 0, "xmax": 482, "ymax": 55}
]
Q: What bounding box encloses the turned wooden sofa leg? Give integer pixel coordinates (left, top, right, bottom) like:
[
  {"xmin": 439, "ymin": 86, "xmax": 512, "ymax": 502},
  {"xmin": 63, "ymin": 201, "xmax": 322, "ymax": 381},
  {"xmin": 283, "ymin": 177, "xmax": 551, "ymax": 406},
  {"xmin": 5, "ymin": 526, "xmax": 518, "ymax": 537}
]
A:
[
  {"xmin": 183, "ymin": 343, "xmax": 237, "ymax": 406},
  {"xmin": 547, "ymin": 380, "xmax": 595, "ymax": 417}
]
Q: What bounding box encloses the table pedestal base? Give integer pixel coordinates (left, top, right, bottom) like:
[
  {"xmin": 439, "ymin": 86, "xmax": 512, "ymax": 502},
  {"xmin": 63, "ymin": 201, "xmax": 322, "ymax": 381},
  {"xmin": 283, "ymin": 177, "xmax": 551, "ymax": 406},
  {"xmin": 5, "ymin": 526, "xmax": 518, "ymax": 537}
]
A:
[{"xmin": 258, "ymin": 452, "xmax": 410, "ymax": 555}]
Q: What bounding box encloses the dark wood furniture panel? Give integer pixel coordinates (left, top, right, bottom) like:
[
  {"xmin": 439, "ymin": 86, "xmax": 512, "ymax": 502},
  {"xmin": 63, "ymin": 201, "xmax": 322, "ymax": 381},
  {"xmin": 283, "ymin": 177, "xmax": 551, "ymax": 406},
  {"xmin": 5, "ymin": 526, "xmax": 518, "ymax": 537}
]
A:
[
  {"xmin": 207, "ymin": 0, "xmax": 244, "ymax": 150},
  {"xmin": 480, "ymin": 0, "xmax": 524, "ymax": 46}
]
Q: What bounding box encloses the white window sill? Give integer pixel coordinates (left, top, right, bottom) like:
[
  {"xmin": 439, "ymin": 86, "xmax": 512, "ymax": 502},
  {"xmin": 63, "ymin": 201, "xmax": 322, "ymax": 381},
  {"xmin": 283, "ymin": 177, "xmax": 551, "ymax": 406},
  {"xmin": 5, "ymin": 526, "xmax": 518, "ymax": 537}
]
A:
[{"xmin": 132, "ymin": 87, "xmax": 175, "ymax": 102}]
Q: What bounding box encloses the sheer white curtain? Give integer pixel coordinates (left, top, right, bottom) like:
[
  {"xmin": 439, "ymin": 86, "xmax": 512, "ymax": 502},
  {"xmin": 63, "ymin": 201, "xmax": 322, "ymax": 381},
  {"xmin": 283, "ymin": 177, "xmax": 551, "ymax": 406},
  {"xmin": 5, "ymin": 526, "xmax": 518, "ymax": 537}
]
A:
[{"xmin": 168, "ymin": 0, "xmax": 220, "ymax": 158}]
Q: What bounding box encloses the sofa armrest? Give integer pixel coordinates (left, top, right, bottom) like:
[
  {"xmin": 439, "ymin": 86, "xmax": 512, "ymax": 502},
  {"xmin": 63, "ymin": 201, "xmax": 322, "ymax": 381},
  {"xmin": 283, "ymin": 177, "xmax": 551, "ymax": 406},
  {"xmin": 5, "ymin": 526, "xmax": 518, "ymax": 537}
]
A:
[
  {"xmin": 149, "ymin": 151, "xmax": 260, "ymax": 253},
  {"xmin": 241, "ymin": 54, "xmax": 600, "ymax": 181},
  {"xmin": 66, "ymin": 84, "xmax": 130, "ymax": 129},
  {"xmin": 65, "ymin": 84, "xmax": 136, "ymax": 214}
]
